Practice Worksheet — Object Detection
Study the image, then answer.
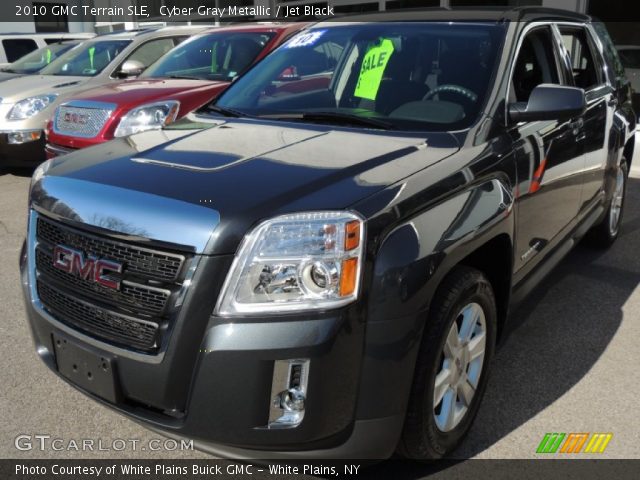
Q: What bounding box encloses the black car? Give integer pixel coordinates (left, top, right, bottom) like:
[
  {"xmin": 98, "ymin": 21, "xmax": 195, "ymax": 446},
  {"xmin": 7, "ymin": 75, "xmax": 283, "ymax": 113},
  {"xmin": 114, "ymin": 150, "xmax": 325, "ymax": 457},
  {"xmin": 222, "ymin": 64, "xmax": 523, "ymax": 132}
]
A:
[{"xmin": 20, "ymin": 8, "xmax": 635, "ymax": 459}]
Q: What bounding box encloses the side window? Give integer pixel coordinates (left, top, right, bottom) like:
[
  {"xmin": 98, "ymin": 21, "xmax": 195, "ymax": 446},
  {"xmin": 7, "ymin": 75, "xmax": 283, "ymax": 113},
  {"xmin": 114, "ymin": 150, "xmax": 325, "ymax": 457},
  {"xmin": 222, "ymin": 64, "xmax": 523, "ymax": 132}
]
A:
[
  {"xmin": 125, "ymin": 38, "xmax": 175, "ymax": 68},
  {"xmin": 592, "ymin": 22, "xmax": 626, "ymax": 85},
  {"xmin": 512, "ymin": 28, "xmax": 561, "ymax": 103},
  {"xmin": 560, "ymin": 28, "xmax": 602, "ymax": 90},
  {"xmin": 2, "ymin": 39, "xmax": 38, "ymax": 62}
]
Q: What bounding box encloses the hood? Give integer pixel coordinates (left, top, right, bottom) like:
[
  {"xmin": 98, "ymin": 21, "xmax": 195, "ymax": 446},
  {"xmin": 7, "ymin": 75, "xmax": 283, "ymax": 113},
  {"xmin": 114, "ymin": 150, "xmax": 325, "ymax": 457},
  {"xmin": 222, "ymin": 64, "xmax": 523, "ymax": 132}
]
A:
[
  {"xmin": 0, "ymin": 74, "xmax": 87, "ymax": 103},
  {"xmin": 33, "ymin": 118, "xmax": 459, "ymax": 255},
  {"xmin": 0, "ymin": 71, "xmax": 22, "ymax": 83},
  {"xmin": 69, "ymin": 78, "xmax": 230, "ymax": 106}
]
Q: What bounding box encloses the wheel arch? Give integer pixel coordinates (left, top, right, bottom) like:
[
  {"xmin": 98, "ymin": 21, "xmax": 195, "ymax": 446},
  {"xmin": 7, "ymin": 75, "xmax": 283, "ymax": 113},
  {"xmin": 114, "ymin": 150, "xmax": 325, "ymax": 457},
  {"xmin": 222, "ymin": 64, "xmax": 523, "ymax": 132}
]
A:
[{"xmin": 355, "ymin": 176, "xmax": 515, "ymax": 422}]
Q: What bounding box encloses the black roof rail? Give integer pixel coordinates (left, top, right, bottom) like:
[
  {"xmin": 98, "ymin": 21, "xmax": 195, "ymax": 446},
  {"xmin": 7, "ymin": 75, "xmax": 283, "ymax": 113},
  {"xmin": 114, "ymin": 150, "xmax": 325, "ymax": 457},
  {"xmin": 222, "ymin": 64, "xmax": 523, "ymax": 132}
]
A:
[
  {"xmin": 503, "ymin": 6, "xmax": 591, "ymax": 22},
  {"xmin": 315, "ymin": 5, "xmax": 591, "ymax": 24}
]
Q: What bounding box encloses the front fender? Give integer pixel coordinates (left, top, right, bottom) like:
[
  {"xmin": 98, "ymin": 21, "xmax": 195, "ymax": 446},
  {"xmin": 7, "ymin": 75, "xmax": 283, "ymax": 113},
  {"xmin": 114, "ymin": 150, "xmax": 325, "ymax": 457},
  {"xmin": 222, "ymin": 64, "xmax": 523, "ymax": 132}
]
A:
[{"xmin": 355, "ymin": 177, "xmax": 514, "ymax": 421}]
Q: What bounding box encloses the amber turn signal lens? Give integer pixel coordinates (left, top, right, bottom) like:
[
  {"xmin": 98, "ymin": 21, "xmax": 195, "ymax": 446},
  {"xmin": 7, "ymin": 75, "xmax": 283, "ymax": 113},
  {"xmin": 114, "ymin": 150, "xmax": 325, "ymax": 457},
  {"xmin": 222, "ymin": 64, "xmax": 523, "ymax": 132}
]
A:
[
  {"xmin": 340, "ymin": 257, "xmax": 358, "ymax": 296},
  {"xmin": 344, "ymin": 221, "xmax": 361, "ymax": 251}
]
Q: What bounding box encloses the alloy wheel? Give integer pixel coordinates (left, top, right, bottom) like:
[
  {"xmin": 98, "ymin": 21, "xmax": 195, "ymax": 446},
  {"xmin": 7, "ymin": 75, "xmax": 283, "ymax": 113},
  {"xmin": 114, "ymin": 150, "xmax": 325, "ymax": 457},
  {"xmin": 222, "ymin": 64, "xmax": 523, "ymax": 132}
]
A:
[
  {"xmin": 433, "ymin": 302, "xmax": 487, "ymax": 432},
  {"xmin": 609, "ymin": 166, "xmax": 625, "ymax": 236}
]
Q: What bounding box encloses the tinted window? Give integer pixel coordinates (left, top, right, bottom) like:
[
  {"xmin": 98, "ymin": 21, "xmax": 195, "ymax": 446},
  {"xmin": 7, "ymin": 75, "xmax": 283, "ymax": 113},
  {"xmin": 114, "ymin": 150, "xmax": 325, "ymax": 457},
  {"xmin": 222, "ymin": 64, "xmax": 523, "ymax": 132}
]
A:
[
  {"xmin": 512, "ymin": 28, "xmax": 561, "ymax": 103},
  {"xmin": 1, "ymin": 42, "xmax": 77, "ymax": 74},
  {"xmin": 592, "ymin": 23, "xmax": 625, "ymax": 84},
  {"xmin": 40, "ymin": 40, "xmax": 131, "ymax": 76},
  {"xmin": 2, "ymin": 39, "xmax": 38, "ymax": 62},
  {"xmin": 560, "ymin": 28, "xmax": 601, "ymax": 90},
  {"xmin": 142, "ymin": 31, "xmax": 275, "ymax": 81},
  {"xmin": 215, "ymin": 23, "xmax": 505, "ymax": 131},
  {"xmin": 124, "ymin": 38, "xmax": 176, "ymax": 69}
]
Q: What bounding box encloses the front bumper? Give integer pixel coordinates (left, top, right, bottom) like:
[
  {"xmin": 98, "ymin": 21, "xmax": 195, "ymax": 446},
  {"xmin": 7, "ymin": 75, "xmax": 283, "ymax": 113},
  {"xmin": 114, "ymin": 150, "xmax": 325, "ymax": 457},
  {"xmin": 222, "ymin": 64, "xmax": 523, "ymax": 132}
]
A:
[
  {"xmin": 20, "ymin": 235, "xmax": 401, "ymax": 458},
  {"xmin": 0, "ymin": 131, "xmax": 46, "ymax": 167}
]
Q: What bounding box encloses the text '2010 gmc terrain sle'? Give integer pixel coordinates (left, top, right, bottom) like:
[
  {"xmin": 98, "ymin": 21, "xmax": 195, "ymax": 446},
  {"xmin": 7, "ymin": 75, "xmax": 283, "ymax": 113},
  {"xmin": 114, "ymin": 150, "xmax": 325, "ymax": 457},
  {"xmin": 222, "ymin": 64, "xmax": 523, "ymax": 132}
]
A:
[{"xmin": 21, "ymin": 9, "xmax": 635, "ymax": 459}]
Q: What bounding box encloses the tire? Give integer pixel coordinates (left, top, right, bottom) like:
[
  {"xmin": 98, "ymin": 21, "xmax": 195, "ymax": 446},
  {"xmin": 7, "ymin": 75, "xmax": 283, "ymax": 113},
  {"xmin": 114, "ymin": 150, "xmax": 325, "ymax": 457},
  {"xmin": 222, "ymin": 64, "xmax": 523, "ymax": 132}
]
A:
[
  {"xmin": 586, "ymin": 157, "xmax": 628, "ymax": 248},
  {"xmin": 398, "ymin": 266, "xmax": 497, "ymax": 459}
]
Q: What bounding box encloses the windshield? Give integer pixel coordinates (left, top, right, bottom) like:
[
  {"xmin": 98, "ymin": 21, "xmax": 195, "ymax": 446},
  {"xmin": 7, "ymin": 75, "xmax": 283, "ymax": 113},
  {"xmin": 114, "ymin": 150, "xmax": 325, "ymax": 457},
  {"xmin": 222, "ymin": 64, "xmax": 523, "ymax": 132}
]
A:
[
  {"xmin": 142, "ymin": 31, "xmax": 275, "ymax": 81},
  {"xmin": 619, "ymin": 48, "xmax": 640, "ymax": 69},
  {"xmin": 214, "ymin": 23, "xmax": 505, "ymax": 132},
  {"xmin": 2, "ymin": 42, "xmax": 78, "ymax": 74},
  {"xmin": 40, "ymin": 40, "xmax": 131, "ymax": 77}
]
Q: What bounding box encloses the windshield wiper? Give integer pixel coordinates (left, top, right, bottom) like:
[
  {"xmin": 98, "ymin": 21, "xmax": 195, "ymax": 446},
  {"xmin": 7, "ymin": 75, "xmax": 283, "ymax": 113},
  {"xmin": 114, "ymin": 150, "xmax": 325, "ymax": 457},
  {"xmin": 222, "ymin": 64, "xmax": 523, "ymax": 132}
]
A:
[
  {"xmin": 262, "ymin": 111, "xmax": 395, "ymax": 130},
  {"xmin": 204, "ymin": 105, "xmax": 246, "ymax": 118}
]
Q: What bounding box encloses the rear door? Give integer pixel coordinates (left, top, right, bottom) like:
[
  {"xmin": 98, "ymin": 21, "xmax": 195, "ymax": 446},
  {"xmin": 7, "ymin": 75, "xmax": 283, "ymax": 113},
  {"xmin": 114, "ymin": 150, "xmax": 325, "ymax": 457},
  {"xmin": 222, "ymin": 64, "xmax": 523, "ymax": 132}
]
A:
[
  {"xmin": 555, "ymin": 24, "xmax": 612, "ymax": 214},
  {"xmin": 511, "ymin": 26, "xmax": 585, "ymax": 277}
]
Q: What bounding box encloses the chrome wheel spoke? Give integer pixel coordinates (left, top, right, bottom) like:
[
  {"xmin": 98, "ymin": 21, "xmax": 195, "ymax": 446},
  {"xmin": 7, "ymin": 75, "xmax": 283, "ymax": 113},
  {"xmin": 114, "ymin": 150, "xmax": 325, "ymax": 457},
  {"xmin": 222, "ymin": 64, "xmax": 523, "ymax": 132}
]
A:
[
  {"xmin": 459, "ymin": 303, "xmax": 480, "ymax": 342},
  {"xmin": 467, "ymin": 331, "xmax": 486, "ymax": 361},
  {"xmin": 444, "ymin": 322, "xmax": 459, "ymax": 358},
  {"xmin": 458, "ymin": 378, "xmax": 475, "ymax": 407},
  {"xmin": 434, "ymin": 367, "xmax": 452, "ymax": 406}
]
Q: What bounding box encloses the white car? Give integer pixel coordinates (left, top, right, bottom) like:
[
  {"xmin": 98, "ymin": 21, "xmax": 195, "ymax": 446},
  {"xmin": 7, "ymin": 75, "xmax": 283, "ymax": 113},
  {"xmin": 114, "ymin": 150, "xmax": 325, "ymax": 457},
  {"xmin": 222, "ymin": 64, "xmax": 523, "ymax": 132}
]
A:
[{"xmin": 0, "ymin": 33, "xmax": 94, "ymax": 67}]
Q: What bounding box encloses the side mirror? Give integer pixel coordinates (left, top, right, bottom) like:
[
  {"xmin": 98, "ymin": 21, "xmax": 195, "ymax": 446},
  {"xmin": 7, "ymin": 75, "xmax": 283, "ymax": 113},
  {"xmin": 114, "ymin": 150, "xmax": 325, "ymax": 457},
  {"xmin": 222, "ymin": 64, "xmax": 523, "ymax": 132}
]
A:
[
  {"xmin": 117, "ymin": 60, "xmax": 146, "ymax": 78},
  {"xmin": 509, "ymin": 84, "xmax": 586, "ymax": 124}
]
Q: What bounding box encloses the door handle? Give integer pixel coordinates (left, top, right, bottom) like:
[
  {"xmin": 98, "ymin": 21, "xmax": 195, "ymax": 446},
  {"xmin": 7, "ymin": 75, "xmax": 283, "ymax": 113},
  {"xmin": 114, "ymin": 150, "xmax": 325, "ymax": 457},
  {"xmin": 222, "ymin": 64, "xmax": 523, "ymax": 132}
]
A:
[
  {"xmin": 570, "ymin": 118, "xmax": 584, "ymax": 135},
  {"xmin": 608, "ymin": 97, "xmax": 618, "ymax": 107}
]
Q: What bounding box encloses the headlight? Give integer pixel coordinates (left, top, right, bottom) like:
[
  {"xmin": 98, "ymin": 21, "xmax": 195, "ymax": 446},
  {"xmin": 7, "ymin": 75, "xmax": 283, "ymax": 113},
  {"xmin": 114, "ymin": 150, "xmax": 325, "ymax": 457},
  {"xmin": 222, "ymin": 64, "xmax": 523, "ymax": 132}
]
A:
[
  {"xmin": 7, "ymin": 95, "xmax": 57, "ymax": 120},
  {"xmin": 114, "ymin": 101, "xmax": 179, "ymax": 137},
  {"xmin": 216, "ymin": 212, "xmax": 364, "ymax": 316}
]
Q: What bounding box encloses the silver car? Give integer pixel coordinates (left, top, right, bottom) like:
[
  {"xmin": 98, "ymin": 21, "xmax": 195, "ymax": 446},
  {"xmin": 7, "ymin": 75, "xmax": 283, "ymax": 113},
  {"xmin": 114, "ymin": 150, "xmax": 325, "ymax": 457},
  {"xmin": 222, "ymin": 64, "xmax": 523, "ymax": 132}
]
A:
[{"xmin": 0, "ymin": 26, "xmax": 206, "ymax": 168}]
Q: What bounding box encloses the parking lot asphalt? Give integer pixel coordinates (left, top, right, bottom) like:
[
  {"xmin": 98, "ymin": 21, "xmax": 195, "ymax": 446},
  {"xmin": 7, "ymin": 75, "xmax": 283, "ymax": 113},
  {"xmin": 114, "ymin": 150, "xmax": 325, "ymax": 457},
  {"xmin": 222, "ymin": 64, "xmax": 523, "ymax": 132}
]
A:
[{"xmin": 0, "ymin": 164, "xmax": 638, "ymax": 464}]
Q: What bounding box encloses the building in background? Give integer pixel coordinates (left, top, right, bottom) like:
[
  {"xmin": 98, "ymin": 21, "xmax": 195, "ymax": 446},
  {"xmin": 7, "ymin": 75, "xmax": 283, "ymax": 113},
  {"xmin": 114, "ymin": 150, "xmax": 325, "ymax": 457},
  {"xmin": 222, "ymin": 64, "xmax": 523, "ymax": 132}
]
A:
[{"xmin": 2, "ymin": 0, "xmax": 638, "ymax": 45}]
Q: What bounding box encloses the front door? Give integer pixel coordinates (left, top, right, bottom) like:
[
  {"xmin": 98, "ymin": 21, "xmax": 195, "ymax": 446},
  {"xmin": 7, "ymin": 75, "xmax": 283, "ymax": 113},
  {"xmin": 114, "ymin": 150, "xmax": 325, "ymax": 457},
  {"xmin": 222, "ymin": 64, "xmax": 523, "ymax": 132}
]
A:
[{"xmin": 510, "ymin": 26, "xmax": 586, "ymax": 278}]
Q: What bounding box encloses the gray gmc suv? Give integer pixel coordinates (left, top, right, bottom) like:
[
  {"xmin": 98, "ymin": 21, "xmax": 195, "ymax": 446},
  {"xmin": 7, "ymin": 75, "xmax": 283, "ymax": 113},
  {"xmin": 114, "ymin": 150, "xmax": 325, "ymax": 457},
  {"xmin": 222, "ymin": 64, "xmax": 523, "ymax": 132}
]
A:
[{"xmin": 20, "ymin": 9, "xmax": 634, "ymax": 460}]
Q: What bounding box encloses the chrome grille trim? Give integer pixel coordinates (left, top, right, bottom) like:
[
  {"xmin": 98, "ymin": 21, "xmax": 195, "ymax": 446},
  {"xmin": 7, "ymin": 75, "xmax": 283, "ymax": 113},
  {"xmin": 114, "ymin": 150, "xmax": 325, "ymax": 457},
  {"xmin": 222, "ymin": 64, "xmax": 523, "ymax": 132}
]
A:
[
  {"xmin": 36, "ymin": 216, "xmax": 185, "ymax": 282},
  {"xmin": 37, "ymin": 281, "xmax": 159, "ymax": 352},
  {"xmin": 30, "ymin": 212, "xmax": 194, "ymax": 354},
  {"xmin": 35, "ymin": 248, "xmax": 170, "ymax": 315},
  {"xmin": 53, "ymin": 100, "xmax": 116, "ymax": 138}
]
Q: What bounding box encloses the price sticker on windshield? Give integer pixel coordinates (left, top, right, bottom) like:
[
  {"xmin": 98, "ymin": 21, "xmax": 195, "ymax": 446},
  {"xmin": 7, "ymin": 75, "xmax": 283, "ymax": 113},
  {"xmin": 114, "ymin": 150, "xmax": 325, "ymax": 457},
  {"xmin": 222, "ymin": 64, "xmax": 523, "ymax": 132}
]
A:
[
  {"xmin": 284, "ymin": 30, "xmax": 326, "ymax": 49},
  {"xmin": 354, "ymin": 39, "xmax": 395, "ymax": 101}
]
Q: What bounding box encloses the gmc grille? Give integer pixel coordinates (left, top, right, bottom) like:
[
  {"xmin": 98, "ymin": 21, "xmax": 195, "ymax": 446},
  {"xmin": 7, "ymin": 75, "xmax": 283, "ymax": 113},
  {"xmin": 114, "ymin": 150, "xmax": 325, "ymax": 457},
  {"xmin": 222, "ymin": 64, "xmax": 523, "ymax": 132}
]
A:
[
  {"xmin": 38, "ymin": 282, "xmax": 159, "ymax": 352},
  {"xmin": 53, "ymin": 104, "xmax": 113, "ymax": 138},
  {"xmin": 34, "ymin": 215, "xmax": 192, "ymax": 353}
]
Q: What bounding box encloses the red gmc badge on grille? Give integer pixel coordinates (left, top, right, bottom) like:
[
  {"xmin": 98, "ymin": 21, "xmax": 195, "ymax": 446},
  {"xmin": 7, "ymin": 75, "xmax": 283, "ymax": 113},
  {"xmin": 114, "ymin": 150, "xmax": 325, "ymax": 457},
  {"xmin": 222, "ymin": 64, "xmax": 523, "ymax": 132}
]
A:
[{"xmin": 52, "ymin": 245, "xmax": 122, "ymax": 290}]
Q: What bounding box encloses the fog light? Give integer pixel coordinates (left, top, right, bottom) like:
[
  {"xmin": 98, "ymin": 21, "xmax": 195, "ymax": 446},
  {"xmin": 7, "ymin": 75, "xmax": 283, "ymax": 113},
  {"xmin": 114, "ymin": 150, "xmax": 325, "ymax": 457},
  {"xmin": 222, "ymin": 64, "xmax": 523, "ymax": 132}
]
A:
[
  {"xmin": 267, "ymin": 359, "xmax": 309, "ymax": 428},
  {"xmin": 279, "ymin": 387, "xmax": 306, "ymax": 412},
  {"xmin": 7, "ymin": 130, "xmax": 42, "ymax": 144}
]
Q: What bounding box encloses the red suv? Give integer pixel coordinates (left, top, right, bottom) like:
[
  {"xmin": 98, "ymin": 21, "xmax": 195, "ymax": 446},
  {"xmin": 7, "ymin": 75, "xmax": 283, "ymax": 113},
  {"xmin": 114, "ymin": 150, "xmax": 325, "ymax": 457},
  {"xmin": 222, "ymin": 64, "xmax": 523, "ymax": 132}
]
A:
[{"xmin": 45, "ymin": 23, "xmax": 307, "ymax": 157}]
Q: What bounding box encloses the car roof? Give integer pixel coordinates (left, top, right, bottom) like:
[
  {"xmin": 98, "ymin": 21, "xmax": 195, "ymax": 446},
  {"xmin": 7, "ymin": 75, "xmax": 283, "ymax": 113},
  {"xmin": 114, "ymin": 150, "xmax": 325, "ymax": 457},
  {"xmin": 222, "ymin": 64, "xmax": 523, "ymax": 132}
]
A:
[
  {"xmin": 199, "ymin": 22, "xmax": 309, "ymax": 35},
  {"xmin": 0, "ymin": 32, "xmax": 95, "ymax": 39},
  {"xmin": 316, "ymin": 6, "xmax": 590, "ymax": 25},
  {"xmin": 93, "ymin": 25, "xmax": 207, "ymax": 41},
  {"xmin": 46, "ymin": 39, "xmax": 82, "ymax": 45}
]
